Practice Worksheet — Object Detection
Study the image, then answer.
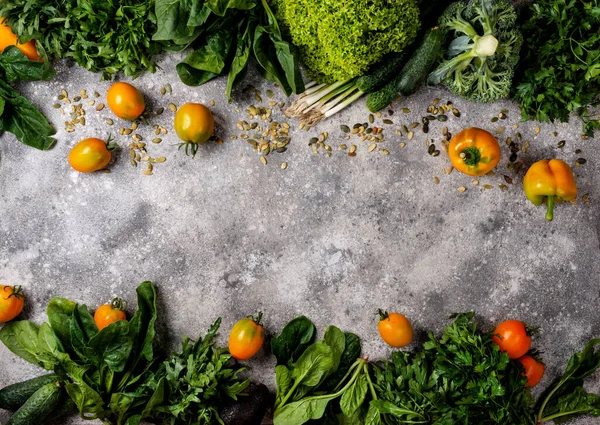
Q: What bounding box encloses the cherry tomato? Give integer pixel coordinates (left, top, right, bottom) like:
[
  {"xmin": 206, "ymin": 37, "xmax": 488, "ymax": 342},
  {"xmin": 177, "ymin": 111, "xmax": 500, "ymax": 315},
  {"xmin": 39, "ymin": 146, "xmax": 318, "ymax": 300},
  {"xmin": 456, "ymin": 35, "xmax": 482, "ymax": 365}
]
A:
[
  {"xmin": 518, "ymin": 355, "xmax": 545, "ymax": 388},
  {"xmin": 68, "ymin": 138, "xmax": 114, "ymax": 173},
  {"xmin": 448, "ymin": 127, "xmax": 500, "ymax": 176},
  {"xmin": 94, "ymin": 298, "xmax": 127, "ymax": 330},
  {"xmin": 228, "ymin": 312, "xmax": 264, "ymax": 360},
  {"xmin": 0, "ymin": 285, "xmax": 25, "ymax": 323},
  {"xmin": 492, "ymin": 320, "xmax": 532, "ymax": 359},
  {"xmin": 0, "ymin": 19, "xmax": 40, "ymax": 61},
  {"xmin": 378, "ymin": 310, "xmax": 413, "ymax": 348},
  {"xmin": 107, "ymin": 82, "xmax": 145, "ymax": 121},
  {"xmin": 174, "ymin": 103, "xmax": 214, "ymax": 156}
]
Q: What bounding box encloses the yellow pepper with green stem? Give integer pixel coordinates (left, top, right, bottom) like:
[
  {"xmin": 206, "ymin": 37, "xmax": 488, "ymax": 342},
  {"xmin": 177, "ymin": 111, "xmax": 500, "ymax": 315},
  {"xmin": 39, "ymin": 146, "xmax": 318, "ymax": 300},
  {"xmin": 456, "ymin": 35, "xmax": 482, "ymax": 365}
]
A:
[{"xmin": 523, "ymin": 159, "xmax": 577, "ymax": 221}]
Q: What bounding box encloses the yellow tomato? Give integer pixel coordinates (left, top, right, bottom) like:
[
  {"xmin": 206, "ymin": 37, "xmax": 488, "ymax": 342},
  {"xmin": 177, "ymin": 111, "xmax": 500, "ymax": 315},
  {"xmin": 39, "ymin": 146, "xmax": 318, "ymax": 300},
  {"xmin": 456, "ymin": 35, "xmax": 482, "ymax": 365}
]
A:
[
  {"xmin": 174, "ymin": 103, "xmax": 214, "ymax": 147},
  {"xmin": 0, "ymin": 19, "xmax": 40, "ymax": 61},
  {"xmin": 448, "ymin": 127, "xmax": 500, "ymax": 176},
  {"xmin": 107, "ymin": 82, "xmax": 145, "ymax": 121},
  {"xmin": 68, "ymin": 138, "xmax": 113, "ymax": 173},
  {"xmin": 378, "ymin": 310, "xmax": 414, "ymax": 348},
  {"xmin": 0, "ymin": 285, "xmax": 25, "ymax": 323}
]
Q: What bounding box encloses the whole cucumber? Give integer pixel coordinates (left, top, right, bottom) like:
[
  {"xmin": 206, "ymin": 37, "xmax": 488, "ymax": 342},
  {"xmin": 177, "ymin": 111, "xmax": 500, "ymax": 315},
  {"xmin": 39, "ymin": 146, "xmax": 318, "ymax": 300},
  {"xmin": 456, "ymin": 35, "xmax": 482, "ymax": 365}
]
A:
[
  {"xmin": 6, "ymin": 382, "xmax": 63, "ymax": 425},
  {"xmin": 0, "ymin": 374, "xmax": 60, "ymax": 411},
  {"xmin": 366, "ymin": 27, "xmax": 445, "ymax": 112},
  {"xmin": 356, "ymin": 51, "xmax": 409, "ymax": 93}
]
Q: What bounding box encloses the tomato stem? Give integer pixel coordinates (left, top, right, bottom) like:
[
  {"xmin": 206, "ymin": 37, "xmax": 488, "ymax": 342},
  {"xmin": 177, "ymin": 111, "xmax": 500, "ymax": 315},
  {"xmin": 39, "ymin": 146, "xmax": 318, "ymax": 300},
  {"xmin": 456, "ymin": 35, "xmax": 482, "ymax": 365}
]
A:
[
  {"xmin": 249, "ymin": 311, "xmax": 263, "ymax": 326},
  {"xmin": 378, "ymin": 309, "xmax": 389, "ymax": 321},
  {"xmin": 110, "ymin": 297, "xmax": 128, "ymax": 311},
  {"xmin": 4, "ymin": 285, "xmax": 23, "ymax": 300}
]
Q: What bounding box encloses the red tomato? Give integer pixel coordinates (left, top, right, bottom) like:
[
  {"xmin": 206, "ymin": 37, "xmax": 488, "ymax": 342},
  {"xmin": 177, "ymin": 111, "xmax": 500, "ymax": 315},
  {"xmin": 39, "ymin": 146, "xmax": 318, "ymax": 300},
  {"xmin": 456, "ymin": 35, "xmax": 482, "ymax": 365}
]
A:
[
  {"xmin": 377, "ymin": 310, "xmax": 414, "ymax": 348},
  {"xmin": 518, "ymin": 355, "xmax": 545, "ymax": 388},
  {"xmin": 492, "ymin": 320, "xmax": 532, "ymax": 359},
  {"xmin": 94, "ymin": 298, "xmax": 127, "ymax": 330},
  {"xmin": 228, "ymin": 312, "xmax": 264, "ymax": 360}
]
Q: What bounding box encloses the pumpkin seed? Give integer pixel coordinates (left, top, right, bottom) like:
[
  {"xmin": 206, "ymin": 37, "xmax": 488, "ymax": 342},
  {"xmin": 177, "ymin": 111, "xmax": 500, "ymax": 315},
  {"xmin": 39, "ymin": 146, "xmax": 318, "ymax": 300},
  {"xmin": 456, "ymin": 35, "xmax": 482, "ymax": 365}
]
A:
[
  {"xmin": 399, "ymin": 142, "xmax": 406, "ymax": 148},
  {"xmin": 340, "ymin": 125, "xmax": 350, "ymax": 133},
  {"xmin": 433, "ymin": 176, "xmax": 440, "ymax": 184},
  {"xmin": 160, "ymin": 87, "xmax": 167, "ymax": 95},
  {"xmin": 504, "ymin": 175, "xmax": 513, "ymax": 184},
  {"xmin": 96, "ymin": 103, "xmax": 105, "ymax": 111},
  {"xmin": 383, "ymin": 119, "xmax": 393, "ymax": 125},
  {"xmin": 106, "ymin": 118, "xmax": 114, "ymax": 125},
  {"xmin": 369, "ymin": 114, "xmax": 374, "ymax": 124},
  {"xmin": 407, "ymin": 131, "xmax": 414, "ymax": 140},
  {"xmin": 452, "ymin": 108, "xmax": 460, "ymax": 117},
  {"xmin": 499, "ymin": 184, "xmax": 508, "ymax": 191},
  {"xmin": 410, "ymin": 122, "xmax": 419, "ymax": 129},
  {"xmin": 491, "ymin": 117, "xmax": 499, "ymax": 123},
  {"xmin": 535, "ymin": 126, "xmax": 540, "ymax": 134},
  {"xmin": 495, "ymin": 126, "xmax": 505, "ymax": 135},
  {"xmin": 368, "ymin": 143, "xmax": 377, "ymax": 152},
  {"xmin": 401, "ymin": 108, "xmax": 411, "ymax": 113},
  {"xmin": 168, "ymin": 103, "xmax": 177, "ymax": 112},
  {"xmin": 483, "ymin": 184, "xmax": 493, "ymax": 190},
  {"xmin": 381, "ymin": 149, "xmax": 390, "ymax": 155},
  {"xmin": 156, "ymin": 107, "xmax": 164, "ymax": 115},
  {"xmin": 349, "ymin": 145, "xmax": 357, "ymax": 154},
  {"xmin": 437, "ymin": 115, "xmax": 448, "ymax": 122},
  {"xmin": 472, "ymin": 180, "xmax": 479, "ymax": 185},
  {"xmin": 557, "ymin": 140, "xmax": 566, "ymax": 148},
  {"xmin": 281, "ymin": 162, "xmax": 287, "ymax": 170},
  {"xmin": 260, "ymin": 156, "xmax": 267, "ymax": 165},
  {"xmin": 457, "ymin": 186, "xmax": 467, "ymax": 192},
  {"xmin": 428, "ymin": 144, "xmax": 436, "ymax": 155},
  {"xmin": 576, "ymin": 158, "xmax": 587, "ymax": 165},
  {"xmin": 130, "ymin": 159, "xmax": 137, "ymax": 167},
  {"xmin": 402, "ymin": 125, "xmax": 408, "ymax": 133},
  {"xmin": 142, "ymin": 170, "xmax": 153, "ymax": 176},
  {"xmin": 152, "ymin": 138, "xmax": 162, "ymax": 144},
  {"xmin": 209, "ymin": 100, "xmax": 215, "ymax": 107},
  {"xmin": 53, "ymin": 103, "xmax": 61, "ymax": 109}
]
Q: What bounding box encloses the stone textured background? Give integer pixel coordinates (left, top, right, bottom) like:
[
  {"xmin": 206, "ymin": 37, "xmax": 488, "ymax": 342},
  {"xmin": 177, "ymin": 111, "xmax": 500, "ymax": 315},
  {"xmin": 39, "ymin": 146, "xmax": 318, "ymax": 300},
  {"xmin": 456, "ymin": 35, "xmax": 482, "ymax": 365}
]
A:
[{"xmin": 1, "ymin": 51, "xmax": 599, "ymax": 424}]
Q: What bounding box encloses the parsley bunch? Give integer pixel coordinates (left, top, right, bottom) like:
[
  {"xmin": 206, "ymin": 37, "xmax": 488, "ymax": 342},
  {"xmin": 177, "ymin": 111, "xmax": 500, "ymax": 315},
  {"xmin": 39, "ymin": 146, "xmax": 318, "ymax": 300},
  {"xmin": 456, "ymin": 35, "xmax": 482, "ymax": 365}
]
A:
[
  {"xmin": 0, "ymin": 0, "xmax": 163, "ymax": 80},
  {"xmin": 514, "ymin": 0, "xmax": 600, "ymax": 136}
]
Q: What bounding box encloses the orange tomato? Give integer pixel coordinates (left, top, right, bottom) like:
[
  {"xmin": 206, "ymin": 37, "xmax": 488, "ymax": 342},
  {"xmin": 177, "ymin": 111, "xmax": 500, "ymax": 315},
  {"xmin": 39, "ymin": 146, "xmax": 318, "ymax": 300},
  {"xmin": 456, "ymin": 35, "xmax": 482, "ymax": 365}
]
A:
[
  {"xmin": 94, "ymin": 298, "xmax": 127, "ymax": 330},
  {"xmin": 492, "ymin": 320, "xmax": 532, "ymax": 359},
  {"xmin": 68, "ymin": 138, "xmax": 113, "ymax": 173},
  {"xmin": 518, "ymin": 355, "xmax": 545, "ymax": 388},
  {"xmin": 228, "ymin": 312, "xmax": 265, "ymax": 360},
  {"xmin": 448, "ymin": 127, "xmax": 500, "ymax": 176},
  {"xmin": 0, "ymin": 19, "xmax": 40, "ymax": 61},
  {"xmin": 174, "ymin": 103, "xmax": 214, "ymax": 156},
  {"xmin": 378, "ymin": 310, "xmax": 413, "ymax": 348},
  {"xmin": 0, "ymin": 285, "xmax": 25, "ymax": 323},
  {"xmin": 106, "ymin": 82, "xmax": 145, "ymax": 121}
]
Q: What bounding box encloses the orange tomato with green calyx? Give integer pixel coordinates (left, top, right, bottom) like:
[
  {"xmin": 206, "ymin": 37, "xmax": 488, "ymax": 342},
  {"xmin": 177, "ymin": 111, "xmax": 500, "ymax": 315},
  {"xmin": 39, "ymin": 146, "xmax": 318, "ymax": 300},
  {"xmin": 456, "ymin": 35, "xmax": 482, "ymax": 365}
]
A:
[
  {"xmin": 94, "ymin": 298, "xmax": 127, "ymax": 330},
  {"xmin": 0, "ymin": 19, "xmax": 40, "ymax": 61},
  {"xmin": 492, "ymin": 319, "xmax": 532, "ymax": 359},
  {"xmin": 228, "ymin": 312, "xmax": 265, "ymax": 360},
  {"xmin": 448, "ymin": 127, "xmax": 500, "ymax": 176},
  {"xmin": 378, "ymin": 309, "xmax": 414, "ymax": 348},
  {"xmin": 69, "ymin": 137, "xmax": 116, "ymax": 173},
  {"xmin": 518, "ymin": 355, "xmax": 545, "ymax": 388},
  {"xmin": 174, "ymin": 103, "xmax": 214, "ymax": 157},
  {"xmin": 107, "ymin": 82, "xmax": 145, "ymax": 121},
  {"xmin": 0, "ymin": 285, "xmax": 25, "ymax": 323}
]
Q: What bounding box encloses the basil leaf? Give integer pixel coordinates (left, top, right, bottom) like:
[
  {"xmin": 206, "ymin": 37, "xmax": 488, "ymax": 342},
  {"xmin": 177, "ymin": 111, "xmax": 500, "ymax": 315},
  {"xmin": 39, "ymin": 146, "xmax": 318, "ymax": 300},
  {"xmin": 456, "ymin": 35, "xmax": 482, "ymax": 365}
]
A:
[
  {"xmin": 0, "ymin": 79, "xmax": 55, "ymax": 150},
  {"xmin": 272, "ymin": 316, "xmax": 316, "ymax": 367},
  {"xmin": 205, "ymin": 0, "xmax": 256, "ymax": 17},
  {"xmin": 0, "ymin": 46, "xmax": 55, "ymax": 82}
]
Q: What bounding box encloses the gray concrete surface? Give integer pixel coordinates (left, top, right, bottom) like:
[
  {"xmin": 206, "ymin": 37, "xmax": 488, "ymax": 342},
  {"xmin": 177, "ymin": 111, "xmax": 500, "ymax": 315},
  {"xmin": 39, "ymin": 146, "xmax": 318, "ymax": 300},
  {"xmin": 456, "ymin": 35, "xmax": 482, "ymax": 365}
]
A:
[{"xmin": 1, "ymin": 51, "xmax": 599, "ymax": 425}]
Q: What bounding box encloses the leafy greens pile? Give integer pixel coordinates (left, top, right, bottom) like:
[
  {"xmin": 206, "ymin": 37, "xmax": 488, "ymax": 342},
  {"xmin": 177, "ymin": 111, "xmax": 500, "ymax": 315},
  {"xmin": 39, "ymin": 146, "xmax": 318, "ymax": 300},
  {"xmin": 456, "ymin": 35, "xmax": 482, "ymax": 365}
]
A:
[
  {"xmin": 0, "ymin": 46, "xmax": 55, "ymax": 150},
  {"xmin": 514, "ymin": 0, "xmax": 600, "ymax": 137},
  {"xmin": 0, "ymin": 0, "xmax": 162, "ymax": 80},
  {"xmin": 154, "ymin": 0, "xmax": 304, "ymax": 99},
  {"xmin": 271, "ymin": 0, "xmax": 421, "ymax": 83}
]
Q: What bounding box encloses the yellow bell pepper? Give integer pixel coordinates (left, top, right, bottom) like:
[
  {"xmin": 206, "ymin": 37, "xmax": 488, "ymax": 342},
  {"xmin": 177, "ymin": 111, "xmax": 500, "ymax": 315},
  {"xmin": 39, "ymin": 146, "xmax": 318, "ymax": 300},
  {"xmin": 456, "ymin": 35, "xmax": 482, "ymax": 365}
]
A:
[{"xmin": 523, "ymin": 159, "xmax": 577, "ymax": 221}]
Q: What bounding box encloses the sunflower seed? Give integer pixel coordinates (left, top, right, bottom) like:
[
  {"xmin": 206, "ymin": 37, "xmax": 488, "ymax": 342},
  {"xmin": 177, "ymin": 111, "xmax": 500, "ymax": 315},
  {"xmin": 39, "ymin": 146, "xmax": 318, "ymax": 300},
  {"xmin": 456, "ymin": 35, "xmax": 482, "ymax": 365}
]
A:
[{"xmin": 504, "ymin": 175, "xmax": 513, "ymax": 184}]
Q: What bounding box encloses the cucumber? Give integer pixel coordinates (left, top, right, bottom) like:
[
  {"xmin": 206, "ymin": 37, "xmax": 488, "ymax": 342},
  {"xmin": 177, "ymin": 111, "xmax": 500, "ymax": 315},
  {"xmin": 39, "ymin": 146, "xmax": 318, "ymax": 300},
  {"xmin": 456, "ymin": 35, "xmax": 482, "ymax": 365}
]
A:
[
  {"xmin": 0, "ymin": 374, "xmax": 59, "ymax": 411},
  {"xmin": 6, "ymin": 382, "xmax": 63, "ymax": 425},
  {"xmin": 366, "ymin": 27, "xmax": 445, "ymax": 112},
  {"xmin": 356, "ymin": 51, "xmax": 409, "ymax": 93}
]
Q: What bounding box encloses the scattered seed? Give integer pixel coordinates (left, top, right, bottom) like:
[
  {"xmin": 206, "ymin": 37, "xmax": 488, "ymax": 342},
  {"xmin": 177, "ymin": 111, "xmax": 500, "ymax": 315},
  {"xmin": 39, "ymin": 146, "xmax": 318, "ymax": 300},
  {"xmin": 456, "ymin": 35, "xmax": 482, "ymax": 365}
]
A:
[
  {"xmin": 576, "ymin": 158, "xmax": 587, "ymax": 165},
  {"xmin": 509, "ymin": 152, "xmax": 517, "ymax": 162},
  {"xmin": 498, "ymin": 112, "xmax": 507, "ymax": 120},
  {"xmin": 452, "ymin": 108, "xmax": 460, "ymax": 117},
  {"xmin": 260, "ymin": 156, "xmax": 267, "ymax": 165},
  {"xmin": 152, "ymin": 138, "xmax": 162, "ymax": 144},
  {"xmin": 504, "ymin": 175, "xmax": 513, "ymax": 184},
  {"xmin": 432, "ymin": 150, "xmax": 440, "ymax": 157},
  {"xmin": 491, "ymin": 117, "xmax": 499, "ymax": 123},
  {"xmin": 535, "ymin": 126, "xmax": 540, "ymax": 134},
  {"xmin": 557, "ymin": 140, "xmax": 566, "ymax": 149},
  {"xmin": 142, "ymin": 170, "xmax": 153, "ymax": 176},
  {"xmin": 160, "ymin": 87, "xmax": 167, "ymax": 95},
  {"xmin": 410, "ymin": 122, "xmax": 419, "ymax": 129},
  {"xmin": 522, "ymin": 140, "xmax": 530, "ymax": 153},
  {"xmin": 421, "ymin": 123, "xmax": 429, "ymax": 133},
  {"xmin": 156, "ymin": 107, "xmax": 164, "ymax": 115},
  {"xmin": 433, "ymin": 176, "xmax": 440, "ymax": 184},
  {"xmin": 483, "ymin": 184, "xmax": 493, "ymax": 190},
  {"xmin": 73, "ymin": 96, "xmax": 81, "ymax": 103},
  {"xmin": 209, "ymin": 100, "xmax": 215, "ymax": 107},
  {"xmin": 96, "ymin": 103, "xmax": 105, "ymax": 111},
  {"xmin": 428, "ymin": 144, "xmax": 436, "ymax": 155},
  {"xmin": 457, "ymin": 186, "xmax": 467, "ymax": 192},
  {"xmin": 123, "ymin": 129, "xmax": 133, "ymax": 135},
  {"xmin": 399, "ymin": 142, "xmax": 406, "ymax": 148},
  {"xmin": 53, "ymin": 103, "xmax": 61, "ymax": 109},
  {"xmin": 582, "ymin": 193, "xmax": 590, "ymax": 204},
  {"xmin": 407, "ymin": 131, "xmax": 414, "ymax": 140},
  {"xmin": 340, "ymin": 125, "xmax": 350, "ymax": 133},
  {"xmin": 156, "ymin": 157, "xmax": 166, "ymax": 163},
  {"xmin": 445, "ymin": 166, "xmax": 454, "ymax": 175},
  {"xmin": 168, "ymin": 103, "xmax": 177, "ymax": 112},
  {"xmin": 575, "ymin": 149, "xmax": 582, "ymax": 154},
  {"xmin": 472, "ymin": 180, "xmax": 479, "ymax": 185},
  {"xmin": 383, "ymin": 119, "xmax": 393, "ymax": 125},
  {"xmin": 437, "ymin": 115, "xmax": 448, "ymax": 122},
  {"xmin": 499, "ymin": 184, "xmax": 508, "ymax": 191},
  {"xmin": 495, "ymin": 126, "xmax": 505, "ymax": 135},
  {"xmin": 349, "ymin": 145, "xmax": 357, "ymax": 154},
  {"xmin": 106, "ymin": 118, "xmax": 114, "ymax": 126}
]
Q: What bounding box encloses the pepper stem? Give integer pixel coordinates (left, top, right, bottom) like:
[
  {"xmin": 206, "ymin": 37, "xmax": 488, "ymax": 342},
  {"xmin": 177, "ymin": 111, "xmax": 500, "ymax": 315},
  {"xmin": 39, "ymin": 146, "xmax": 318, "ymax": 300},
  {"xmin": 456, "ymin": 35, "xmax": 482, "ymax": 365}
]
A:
[
  {"xmin": 545, "ymin": 196, "xmax": 555, "ymax": 221},
  {"xmin": 459, "ymin": 146, "xmax": 482, "ymax": 166}
]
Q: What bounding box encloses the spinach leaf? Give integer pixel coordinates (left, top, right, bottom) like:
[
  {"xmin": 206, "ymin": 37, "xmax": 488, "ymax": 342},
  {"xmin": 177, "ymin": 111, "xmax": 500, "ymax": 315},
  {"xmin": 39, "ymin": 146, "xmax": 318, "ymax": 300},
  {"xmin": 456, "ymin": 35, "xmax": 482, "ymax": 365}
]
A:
[
  {"xmin": 70, "ymin": 305, "xmax": 99, "ymax": 366},
  {"xmin": 65, "ymin": 380, "xmax": 107, "ymax": 418},
  {"xmin": 205, "ymin": 0, "xmax": 256, "ymax": 16},
  {"xmin": 320, "ymin": 333, "xmax": 361, "ymax": 392},
  {"xmin": 176, "ymin": 27, "xmax": 234, "ymax": 86},
  {"xmin": 153, "ymin": 0, "xmax": 195, "ymax": 41},
  {"xmin": 226, "ymin": 19, "xmax": 252, "ymax": 101},
  {"xmin": 128, "ymin": 281, "xmax": 158, "ymax": 364},
  {"xmin": 0, "ymin": 320, "xmax": 43, "ymax": 367},
  {"xmin": 537, "ymin": 338, "xmax": 600, "ymax": 424},
  {"xmin": 324, "ymin": 326, "xmax": 345, "ymax": 373},
  {"xmin": 340, "ymin": 373, "xmax": 368, "ymax": 418},
  {"xmin": 252, "ymin": 25, "xmax": 292, "ymax": 95},
  {"xmin": 272, "ymin": 316, "xmax": 316, "ymax": 367},
  {"xmin": 89, "ymin": 320, "xmax": 134, "ymax": 373},
  {"xmin": 0, "ymin": 46, "xmax": 55, "ymax": 82},
  {"xmin": 291, "ymin": 341, "xmax": 334, "ymax": 388},
  {"xmin": 275, "ymin": 365, "xmax": 293, "ymax": 407},
  {"xmin": 273, "ymin": 393, "xmax": 337, "ymax": 425},
  {"xmin": 0, "ymin": 79, "xmax": 55, "ymax": 150},
  {"xmin": 37, "ymin": 322, "xmax": 69, "ymax": 369},
  {"xmin": 47, "ymin": 297, "xmax": 77, "ymax": 348}
]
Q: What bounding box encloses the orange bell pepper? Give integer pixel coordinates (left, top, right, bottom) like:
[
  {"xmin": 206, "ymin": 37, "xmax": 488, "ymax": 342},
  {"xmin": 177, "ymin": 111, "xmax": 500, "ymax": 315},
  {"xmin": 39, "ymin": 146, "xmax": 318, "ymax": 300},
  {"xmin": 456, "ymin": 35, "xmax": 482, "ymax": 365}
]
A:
[
  {"xmin": 523, "ymin": 159, "xmax": 577, "ymax": 221},
  {"xmin": 0, "ymin": 18, "xmax": 40, "ymax": 61},
  {"xmin": 448, "ymin": 127, "xmax": 501, "ymax": 176}
]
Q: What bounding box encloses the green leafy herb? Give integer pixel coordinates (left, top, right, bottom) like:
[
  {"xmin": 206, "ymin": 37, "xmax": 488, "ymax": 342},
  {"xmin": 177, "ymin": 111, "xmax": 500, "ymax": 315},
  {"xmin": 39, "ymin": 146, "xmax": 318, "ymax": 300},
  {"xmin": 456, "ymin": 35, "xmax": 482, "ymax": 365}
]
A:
[
  {"xmin": 0, "ymin": 0, "xmax": 163, "ymax": 80},
  {"xmin": 154, "ymin": 0, "xmax": 304, "ymax": 99},
  {"xmin": 514, "ymin": 0, "xmax": 600, "ymax": 136},
  {"xmin": 537, "ymin": 338, "xmax": 600, "ymax": 424},
  {"xmin": 271, "ymin": 316, "xmax": 316, "ymax": 367}
]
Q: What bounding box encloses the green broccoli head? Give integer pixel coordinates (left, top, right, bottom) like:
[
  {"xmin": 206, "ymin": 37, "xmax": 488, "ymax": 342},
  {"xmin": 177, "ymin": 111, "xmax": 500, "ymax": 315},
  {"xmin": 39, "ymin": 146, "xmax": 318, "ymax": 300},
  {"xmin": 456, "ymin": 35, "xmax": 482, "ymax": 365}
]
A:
[
  {"xmin": 430, "ymin": 0, "xmax": 522, "ymax": 103},
  {"xmin": 274, "ymin": 0, "xmax": 421, "ymax": 83}
]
